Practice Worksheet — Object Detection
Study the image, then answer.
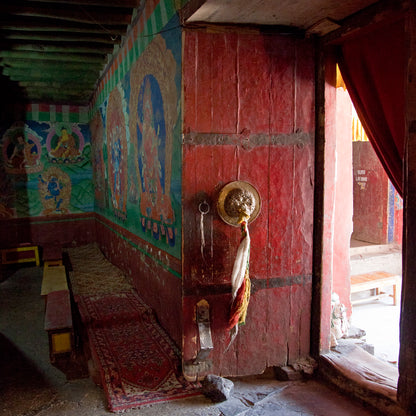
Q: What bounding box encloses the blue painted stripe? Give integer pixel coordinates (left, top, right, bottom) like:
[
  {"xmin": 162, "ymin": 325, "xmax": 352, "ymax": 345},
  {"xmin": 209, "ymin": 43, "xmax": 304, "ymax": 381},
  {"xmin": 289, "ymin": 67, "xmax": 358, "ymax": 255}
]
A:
[{"xmin": 387, "ymin": 181, "xmax": 395, "ymax": 243}]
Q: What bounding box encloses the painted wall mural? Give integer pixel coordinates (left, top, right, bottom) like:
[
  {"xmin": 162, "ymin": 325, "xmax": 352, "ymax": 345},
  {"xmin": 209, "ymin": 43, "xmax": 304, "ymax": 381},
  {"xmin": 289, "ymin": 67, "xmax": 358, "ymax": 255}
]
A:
[
  {"xmin": 130, "ymin": 35, "xmax": 178, "ymax": 247},
  {"xmin": 90, "ymin": 111, "xmax": 106, "ymax": 210},
  {"xmin": 107, "ymin": 87, "xmax": 128, "ymax": 219},
  {"xmin": 0, "ymin": 118, "xmax": 93, "ymax": 218},
  {"xmin": 3, "ymin": 124, "xmax": 43, "ymax": 175},
  {"xmin": 46, "ymin": 125, "xmax": 84, "ymax": 164},
  {"xmin": 91, "ymin": 18, "xmax": 182, "ymax": 258},
  {"xmin": 38, "ymin": 166, "xmax": 71, "ymax": 215}
]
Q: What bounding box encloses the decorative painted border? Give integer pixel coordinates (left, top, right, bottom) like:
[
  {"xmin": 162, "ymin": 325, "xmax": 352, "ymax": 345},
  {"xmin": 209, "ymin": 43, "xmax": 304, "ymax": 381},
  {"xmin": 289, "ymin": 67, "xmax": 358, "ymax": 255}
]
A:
[
  {"xmin": 95, "ymin": 213, "xmax": 182, "ymax": 279},
  {"xmin": 91, "ymin": 0, "xmax": 180, "ymax": 111},
  {"xmin": 25, "ymin": 103, "xmax": 89, "ymax": 123}
]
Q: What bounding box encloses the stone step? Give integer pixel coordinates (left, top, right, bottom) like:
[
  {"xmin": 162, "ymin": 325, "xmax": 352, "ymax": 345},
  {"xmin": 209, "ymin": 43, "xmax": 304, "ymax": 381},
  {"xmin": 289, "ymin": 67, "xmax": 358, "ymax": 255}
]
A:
[
  {"xmin": 349, "ymin": 242, "xmax": 401, "ymax": 257},
  {"xmin": 350, "ymin": 243, "xmax": 402, "ymax": 276}
]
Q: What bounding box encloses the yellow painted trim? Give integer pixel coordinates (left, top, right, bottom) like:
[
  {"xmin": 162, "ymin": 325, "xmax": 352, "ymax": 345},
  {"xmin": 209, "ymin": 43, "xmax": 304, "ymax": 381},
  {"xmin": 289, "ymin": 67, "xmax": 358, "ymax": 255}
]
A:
[
  {"xmin": 1, "ymin": 246, "xmax": 40, "ymax": 266},
  {"xmin": 51, "ymin": 332, "xmax": 72, "ymax": 354}
]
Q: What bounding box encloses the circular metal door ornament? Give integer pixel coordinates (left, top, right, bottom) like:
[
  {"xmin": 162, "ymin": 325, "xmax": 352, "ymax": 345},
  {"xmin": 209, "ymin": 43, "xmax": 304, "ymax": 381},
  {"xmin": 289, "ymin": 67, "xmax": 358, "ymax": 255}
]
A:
[{"xmin": 217, "ymin": 181, "xmax": 261, "ymax": 226}]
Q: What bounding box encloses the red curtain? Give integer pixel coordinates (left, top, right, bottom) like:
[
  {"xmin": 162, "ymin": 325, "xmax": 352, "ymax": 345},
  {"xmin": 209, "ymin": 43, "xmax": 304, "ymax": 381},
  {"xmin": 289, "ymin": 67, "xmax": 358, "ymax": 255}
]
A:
[{"xmin": 338, "ymin": 18, "xmax": 406, "ymax": 196}]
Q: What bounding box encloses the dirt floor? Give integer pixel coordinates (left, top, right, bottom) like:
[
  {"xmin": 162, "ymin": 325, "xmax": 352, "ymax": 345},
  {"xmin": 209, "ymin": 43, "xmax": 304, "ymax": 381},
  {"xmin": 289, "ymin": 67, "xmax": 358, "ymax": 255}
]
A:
[{"xmin": 0, "ymin": 265, "xmax": 380, "ymax": 416}]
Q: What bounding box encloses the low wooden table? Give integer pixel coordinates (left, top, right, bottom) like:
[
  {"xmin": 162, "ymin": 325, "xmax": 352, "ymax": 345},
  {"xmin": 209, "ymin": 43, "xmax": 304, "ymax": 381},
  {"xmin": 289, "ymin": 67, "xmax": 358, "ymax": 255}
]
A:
[
  {"xmin": 1, "ymin": 245, "xmax": 40, "ymax": 266},
  {"xmin": 351, "ymin": 271, "xmax": 401, "ymax": 306}
]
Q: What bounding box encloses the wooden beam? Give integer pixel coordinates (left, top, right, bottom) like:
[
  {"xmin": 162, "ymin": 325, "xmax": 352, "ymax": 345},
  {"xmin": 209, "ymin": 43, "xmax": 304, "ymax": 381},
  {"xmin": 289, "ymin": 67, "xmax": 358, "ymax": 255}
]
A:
[
  {"xmin": 24, "ymin": 88, "xmax": 91, "ymax": 96},
  {"xmin": 7, "ymin": 76, "xmax": 96, "ymax": 85},
  {"xmin": 8, "ymin": 79, "xmax": 95, "ymax": 90},
  {"xmin": 0, "ymin": 30, "xmax": 118, "ymax": 44},
  {"xmin": 24, "ymin": 88, "xmax": 92, "ymax": 100},
  {"xmin": 179, "ymin": 0, "xmax": 207, "ymax": 23},
  {"xmin": 0, "ymin": 41, "xmax": 114, "ymax": 54},
  {"xmin": 18, "ymin": 81, "xmax": 94, "ymax": 89},
  {"xmin": 0, "ymin": 16, "xmax": 127, "ymax": 35},
  {"xmin": 26, "ymin": 96, "xmax": 92, "ymax": 104},
  {"xmin": 0, "ymin": 50, "xmax": 105, "ymax": 63},
  {"xmin": 310, "ymin": 37, "xmax": 328, "ymax": 358},
  {"xmin": 25, "ymin": 86, "xmax": 93, "ymax": 95},
  {"xmin": 25, "ymin": 0, "xmax": 140, "ymax": 7},
  {"xmin": 323, "ymin": 0, "xmax": 409, "ymax": 44},
  {"xmin": 0, "ymin": 57, "xmax": 101, "ymax": 71},
  {"xmin": 0, "ymin": 3, "xmax": 133, "ymax": 26},
  {"xmin": 4, "ymin": 70, "xmax": 98, "ymax": 83},
  {"xmin": 28, "ymin": 97, "xmax": 91, "ymax": 105}
]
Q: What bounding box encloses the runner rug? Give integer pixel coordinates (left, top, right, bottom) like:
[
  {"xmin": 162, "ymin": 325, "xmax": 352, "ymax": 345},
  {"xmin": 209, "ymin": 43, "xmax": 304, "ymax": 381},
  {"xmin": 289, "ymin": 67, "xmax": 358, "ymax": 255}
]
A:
[{"xmin": 75, "ymin": 291, "xmax": 201, "ymax": 412}]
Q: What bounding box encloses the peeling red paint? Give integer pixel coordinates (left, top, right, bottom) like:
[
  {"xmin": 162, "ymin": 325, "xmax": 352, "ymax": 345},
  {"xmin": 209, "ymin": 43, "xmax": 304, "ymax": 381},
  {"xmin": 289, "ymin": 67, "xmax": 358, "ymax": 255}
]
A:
[{"xmin": 182, "ymin": 29, "xmax": 315, "ymax": 376}]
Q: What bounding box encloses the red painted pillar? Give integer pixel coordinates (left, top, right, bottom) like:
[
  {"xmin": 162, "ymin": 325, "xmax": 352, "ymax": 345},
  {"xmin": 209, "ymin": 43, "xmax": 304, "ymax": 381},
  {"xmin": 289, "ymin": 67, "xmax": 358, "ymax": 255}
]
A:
[
  {"xmin": 332, "ymin": 86, "xmax": 353, "ymax": 315},
  {"xmin": 320, "ymin": 53, "xmax": 337, "ymax": 352}
]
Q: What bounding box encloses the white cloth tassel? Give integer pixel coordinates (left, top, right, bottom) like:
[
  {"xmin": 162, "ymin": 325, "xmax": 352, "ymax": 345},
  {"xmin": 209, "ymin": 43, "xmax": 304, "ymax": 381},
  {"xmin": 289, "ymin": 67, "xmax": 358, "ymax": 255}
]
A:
[
  {"xmin": 225, "ymin": 226, "xmax": 250, "ymax": 353},
  {"xmin": 230, "ymin": 227, "xmax": 250, "ymax": 300}
]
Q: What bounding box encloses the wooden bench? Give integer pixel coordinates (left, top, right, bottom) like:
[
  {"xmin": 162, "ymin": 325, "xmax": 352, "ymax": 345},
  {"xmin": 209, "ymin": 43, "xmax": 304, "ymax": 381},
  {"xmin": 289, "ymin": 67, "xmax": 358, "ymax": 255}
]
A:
[
  {"xmin": 351, "ymin": 271, "xmax": 401, "ymax": 306},
  {"xmin": 41, "ymin": 262, "xmax": 73, "ymax": 361},
  {"xmin": 41, "ymin": 264, "xmax": 68, "ymax": 299},
  {"xmin": 44, "ymin": 290, "xmax": 74, "ymax": 359},
  {"xmin": 42, "ymin": 244, "xmax": 63, "ymax": 266}
]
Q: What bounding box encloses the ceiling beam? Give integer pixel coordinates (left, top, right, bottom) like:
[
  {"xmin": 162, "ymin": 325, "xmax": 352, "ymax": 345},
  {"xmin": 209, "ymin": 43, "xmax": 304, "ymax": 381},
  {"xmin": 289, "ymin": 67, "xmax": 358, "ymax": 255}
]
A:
[
  {"xmin": 10, "ymin": 78, "xmax": 96, "ymax": 87},
  {"xmin": 0, "ymin": 3, "xmax": 133, "ymax": 26},
  {"xmin": 3, "ymin": 68, "xmax": 98, "ymax": 82},
  {"xmin": 0, "ymin": 30, "xmax": 119, "ymax": 44},
  {"xmin": 26, "ymin": 91, "xmax": 92, "ymax": 98},
  {"xmin": 322, "ymin": 0, "xmax": 409, "ymax": 44},
  {"xmin": 0, "ymin": 57, "xmax": 101, "ymax": 71},
  {"xmin": 0, "ymin": 16, "xmax": 128, "ymax": 35},
  {"xmin": 0, "ymin": 40, "xmax": 114, "ymax": 54},
  {"xmin": 0, "ymin": 50, "xmax": 106, "ymax": 63},
  {"xmin": 25, "ymin": 0, "xmax": 141, "ymax": 7},
  {"xmin": 25, "ymin": 92, "xmax": 91, "ymax": 105},
  {"xmin": 0, "ymin": 1, "xmax": 138, "ymax": 106},
  {"xmin": 25, "ymin": 86, "xmax": 93, "ymax": 95},
  {"xmin": 18, "ymin": 80, "xmax": 94, "ymax": 89},
  {"xmin": 179, "ymin": 0, "xmax": 206, "ymax": 23}
]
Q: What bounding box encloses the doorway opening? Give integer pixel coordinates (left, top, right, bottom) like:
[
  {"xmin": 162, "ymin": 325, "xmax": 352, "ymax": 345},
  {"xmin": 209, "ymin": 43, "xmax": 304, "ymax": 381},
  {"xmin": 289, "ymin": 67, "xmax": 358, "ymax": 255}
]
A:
[
  {"xmin": 330, "ymin": 64, "xmax": 402, "ymax": 373},
  {"xmin": 348, "ymin": 106, "xmax": 402, "ymax": 366},
  {"xmin": 318, "ymin": 64, "xmax": 403, "ymax": 412}
]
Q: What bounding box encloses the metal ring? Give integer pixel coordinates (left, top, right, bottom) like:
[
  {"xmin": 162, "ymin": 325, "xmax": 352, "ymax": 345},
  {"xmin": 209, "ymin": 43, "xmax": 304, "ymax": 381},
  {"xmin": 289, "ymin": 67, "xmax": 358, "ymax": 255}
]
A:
[{"xmin": 198, "ymin": 201, "xmax": 210, "ymax": 215}]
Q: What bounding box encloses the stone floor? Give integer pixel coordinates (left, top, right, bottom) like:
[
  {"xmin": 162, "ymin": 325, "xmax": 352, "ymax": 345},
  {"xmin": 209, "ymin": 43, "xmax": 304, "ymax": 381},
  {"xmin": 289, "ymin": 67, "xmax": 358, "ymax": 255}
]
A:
[
  {"xmin": 1, "ymin": 265, "xmax": 379, "ymax": 416},
  {"xmin": 351, "ymin": 293, "xmax": 400, "ymax": 364},
  {"xmin": 349, "ymin": 239, "xmax": 401, "ymax": 365}
]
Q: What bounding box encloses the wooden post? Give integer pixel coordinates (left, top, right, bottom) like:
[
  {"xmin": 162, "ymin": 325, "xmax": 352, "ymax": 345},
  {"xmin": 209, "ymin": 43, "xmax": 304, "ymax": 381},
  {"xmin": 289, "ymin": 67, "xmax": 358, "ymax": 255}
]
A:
[
  {"xmin": 311, "ymin": 37, "xmax": 326, "ymax": 358},
  {"xmin": 398, "ymin": 1, "xmax": 416, "ymax": 412},
  {"xmin": 311, "ymin": 40, "xmax": 337, "ymax": 357}
]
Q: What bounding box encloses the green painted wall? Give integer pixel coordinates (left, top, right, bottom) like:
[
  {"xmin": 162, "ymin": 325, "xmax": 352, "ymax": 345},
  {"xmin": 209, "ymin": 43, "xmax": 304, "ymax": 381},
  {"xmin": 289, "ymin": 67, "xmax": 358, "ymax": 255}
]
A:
[
  {"xmin": 0, "ymin": 107, "xmax": 93, "ymax": 218},
  {"xmin": 90, "ymin": 8, "xmax": 182, "ymax": 259}
]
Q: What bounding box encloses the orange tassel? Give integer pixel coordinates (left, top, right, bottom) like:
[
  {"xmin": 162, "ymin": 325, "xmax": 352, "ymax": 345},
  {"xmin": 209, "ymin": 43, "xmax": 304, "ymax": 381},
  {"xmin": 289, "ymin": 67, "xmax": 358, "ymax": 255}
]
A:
[{"xmin": 228, "ymin": 270, "xmax": 251, "ymax": 330}]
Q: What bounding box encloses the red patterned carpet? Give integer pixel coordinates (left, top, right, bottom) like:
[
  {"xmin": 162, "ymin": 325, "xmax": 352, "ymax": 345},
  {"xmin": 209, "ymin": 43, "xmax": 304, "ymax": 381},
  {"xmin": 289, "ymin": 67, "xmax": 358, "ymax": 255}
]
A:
[
  {"xmin": 75, "ymin": 291, "xmax": 201, "ymax": 412},
  {"xmin": 75, "ymin": 290, "xmax": 151, "ymax": 326}
]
